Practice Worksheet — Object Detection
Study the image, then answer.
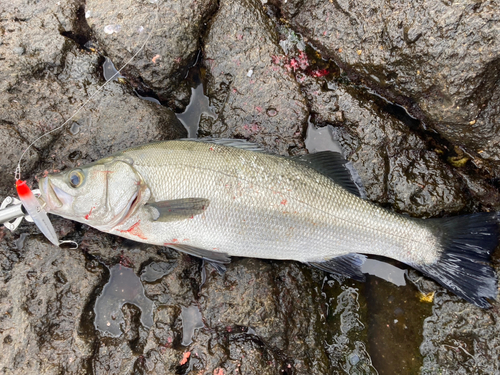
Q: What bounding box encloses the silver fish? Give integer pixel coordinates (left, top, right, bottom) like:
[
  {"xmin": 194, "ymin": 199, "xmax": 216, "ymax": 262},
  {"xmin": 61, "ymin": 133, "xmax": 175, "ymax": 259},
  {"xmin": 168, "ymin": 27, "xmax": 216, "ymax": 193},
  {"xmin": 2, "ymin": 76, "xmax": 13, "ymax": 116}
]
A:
[{"xmin": 39, "ymin": 139, "xmax": 499, "ymax": 307}]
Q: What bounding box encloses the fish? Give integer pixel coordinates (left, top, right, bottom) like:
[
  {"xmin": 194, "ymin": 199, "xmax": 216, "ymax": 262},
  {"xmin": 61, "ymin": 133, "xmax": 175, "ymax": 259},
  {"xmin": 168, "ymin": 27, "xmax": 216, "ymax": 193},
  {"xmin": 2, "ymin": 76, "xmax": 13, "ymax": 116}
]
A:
[{"xmin": 39, "ymin": 139, "xmax": 499, "ymax": 308}]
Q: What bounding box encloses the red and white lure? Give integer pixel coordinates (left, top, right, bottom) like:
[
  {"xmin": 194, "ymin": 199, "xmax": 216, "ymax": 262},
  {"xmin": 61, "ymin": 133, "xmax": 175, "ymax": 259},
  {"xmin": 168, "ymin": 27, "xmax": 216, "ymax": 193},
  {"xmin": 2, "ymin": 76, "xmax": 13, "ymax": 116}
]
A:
[
  {"xmin": 15, "ymin": 179, "xmax": 60, "ymax": 246},
  {"xmin": 13, "ymin": 1, "xmax": 158, "ymax": 247}
]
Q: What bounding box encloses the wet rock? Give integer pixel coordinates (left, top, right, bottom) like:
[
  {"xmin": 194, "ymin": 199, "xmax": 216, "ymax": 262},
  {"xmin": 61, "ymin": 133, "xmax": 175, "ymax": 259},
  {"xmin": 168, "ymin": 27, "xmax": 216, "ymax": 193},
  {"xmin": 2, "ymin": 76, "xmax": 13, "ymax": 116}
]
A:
[
  {"xmin": 0, "ymin": 0, "xmax": 187, "ymax": 197},
  {"xmin": 0, "ymin": 0, "xmax": 80, "ymax": 196},
  {"xmin": 133, "ymin": 258, "xmax": 376, "ymax": 374},
  {"xmin": 279, "ymin": 0, "xmax": 500, "ymax": 166},
  {"xmin": 0, "ymin": 0, "xmax": 84, "ymax": 93},
  {"xmin": 419, "ymin": 290, "xmax": 500, "ymax": 374},
  {"xmin": 201, "ymin": 0, "xmax": 308, "ymax": 155},
  {"xmin": 0, "ymin": 239, "xmax": 100, "ymax": 373},
  {"xmin": 0, "ymin": 42, "xmax": 186, "ymax": 194},
  {"xmin": 85, "ymin": 0, "xmax": 218, "ymax": 106},
  {"xmin": 45, "ymin": 47, "xmax": 186, "ymax": 174},
  {"xmin": 301, "ymin": 75, "xmax": 467, "ymax": 216}
]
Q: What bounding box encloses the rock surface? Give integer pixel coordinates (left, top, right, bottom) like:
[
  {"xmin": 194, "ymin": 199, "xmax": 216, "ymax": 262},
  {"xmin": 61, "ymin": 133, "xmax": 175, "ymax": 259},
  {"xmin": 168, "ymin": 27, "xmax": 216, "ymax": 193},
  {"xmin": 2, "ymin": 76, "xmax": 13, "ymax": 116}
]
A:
[
  {"xmin": 300, "ymin": 75, "xmax": 467, "ymax": 217},
  {"xmin": 201, "ymin": 0, "xmax": 308, "ymax": 155},
  {"xmin": 278, "ymin": 0, "xmax": 500, "ymax": 168},
  {"xmin": 86, "ymin": 0, "xmax": 218, "ymax": 108},
  {"xmin": 0, "ymin": 0, "xmax": 499, "ymax": 374},
  {"xmin": 0, "ymin": 0, "xmax": 186, "ymax": 196}
]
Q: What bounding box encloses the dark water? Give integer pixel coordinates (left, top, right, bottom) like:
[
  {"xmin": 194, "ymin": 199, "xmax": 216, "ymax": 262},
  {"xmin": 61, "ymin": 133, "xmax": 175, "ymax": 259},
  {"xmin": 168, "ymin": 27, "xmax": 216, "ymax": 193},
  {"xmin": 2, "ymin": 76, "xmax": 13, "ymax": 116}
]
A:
[{"xmin": 305, "ymin": 121, "xmax": 432, "ymax": 374}]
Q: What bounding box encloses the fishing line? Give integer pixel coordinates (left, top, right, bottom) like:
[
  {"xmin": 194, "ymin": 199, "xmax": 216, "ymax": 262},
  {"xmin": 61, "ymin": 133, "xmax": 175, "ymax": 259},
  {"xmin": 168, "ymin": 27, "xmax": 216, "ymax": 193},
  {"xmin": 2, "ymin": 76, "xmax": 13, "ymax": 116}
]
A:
[
  {"xmin": 14, "ymin": 0, "xmax": 160, "ymax": 181},
  {"xmin": 13, "ymin": 0, "xmax": 159, "ymax": 247}
]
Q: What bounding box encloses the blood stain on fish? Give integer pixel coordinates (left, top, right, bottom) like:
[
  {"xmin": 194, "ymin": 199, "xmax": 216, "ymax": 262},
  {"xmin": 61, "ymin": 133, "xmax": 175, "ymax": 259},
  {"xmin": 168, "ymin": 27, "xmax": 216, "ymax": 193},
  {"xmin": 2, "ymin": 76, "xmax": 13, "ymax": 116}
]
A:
[
  {"xmin": 117, "ymin": 220, "xmax": 147, "ymax": 240},
  {"xmin": 85, "ymin": 206, "xmax": 95, "ymax": 220}
]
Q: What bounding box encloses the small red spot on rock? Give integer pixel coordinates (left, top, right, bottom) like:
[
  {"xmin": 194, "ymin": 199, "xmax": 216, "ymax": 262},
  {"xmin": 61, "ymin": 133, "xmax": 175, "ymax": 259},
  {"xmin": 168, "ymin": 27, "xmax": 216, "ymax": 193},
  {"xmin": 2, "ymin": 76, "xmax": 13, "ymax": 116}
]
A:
[
  {"xmin": 179, "ymin": 351, "xmax": 190, "ymax": 365},
  {"xmin": 280, "ymin": 199, "xmax": 287, "ymax": 205},
  {"xmin": 310, "ymin": 69, "xmax": 329, "ymax": 78},
  {"xmin": 289, "ymin": 59, "xmax": 299, "ymax": 71},
  {"xmin": 152, "ymin": 54, "xmax": 161, "ymax": 64}
]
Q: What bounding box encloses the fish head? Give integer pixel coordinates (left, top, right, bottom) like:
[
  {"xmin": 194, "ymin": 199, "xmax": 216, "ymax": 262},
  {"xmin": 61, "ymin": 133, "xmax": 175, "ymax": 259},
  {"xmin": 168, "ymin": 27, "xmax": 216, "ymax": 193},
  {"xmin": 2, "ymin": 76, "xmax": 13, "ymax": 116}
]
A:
[{"xmin": 39, "ymin": 156, "xmax": 149, "ymax": 230}]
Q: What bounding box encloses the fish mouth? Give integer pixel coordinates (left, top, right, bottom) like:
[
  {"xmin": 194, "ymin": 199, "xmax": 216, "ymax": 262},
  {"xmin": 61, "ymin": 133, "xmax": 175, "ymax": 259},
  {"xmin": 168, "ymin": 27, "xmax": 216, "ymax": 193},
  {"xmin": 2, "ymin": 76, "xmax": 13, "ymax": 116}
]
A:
[{"xmin": 40, "ymin": 177, "xmax": 72, "ymax": 210}]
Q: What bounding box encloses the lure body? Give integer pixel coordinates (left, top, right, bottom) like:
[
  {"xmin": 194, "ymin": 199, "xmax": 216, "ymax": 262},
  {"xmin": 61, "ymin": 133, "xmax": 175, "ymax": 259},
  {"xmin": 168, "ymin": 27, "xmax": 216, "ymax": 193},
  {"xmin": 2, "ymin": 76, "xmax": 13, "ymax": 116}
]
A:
[{"xmin": 16, "ymin": 180, "xmax": 59, "ymax": 246}]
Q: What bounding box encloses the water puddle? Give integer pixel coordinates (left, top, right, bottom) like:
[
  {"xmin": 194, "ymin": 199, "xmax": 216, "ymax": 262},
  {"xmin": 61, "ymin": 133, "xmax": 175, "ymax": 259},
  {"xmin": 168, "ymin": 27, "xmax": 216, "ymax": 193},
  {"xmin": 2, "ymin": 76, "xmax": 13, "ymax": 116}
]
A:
[
  {"xmin": 14, "ymin": 233, "xmax": 28, "ymax": 250},
  {"xmin": 94, "ymin": 264, "xmax": 154, "ymax": 337},
  {"xmin": 175, "ymin": 83, "xmax": 217, "ymax": 138},
  {"xmin": 304, "ymin": 120, "xmax": 343, "ymax": 154},
  {"xmin": 134, "ymin": 90, "xmax": 162, "ymax": 105},
  {"xmin": 361, "ymin": 259, "xmax": 406, "ymax": 287},
  {"xmin": 69, "ymin": 122, "xmax": 81, "ymax": 135},
  {"xmin": 102, "ymin": 57, "xmax": 125, "ymax": 82},
  {"xmin": 180, "ymin": 305, "xmax": 204, "ymax": 346},
  {"xmin": 140, "ymin": 261, "xmax": 176, "ymax": 282}
]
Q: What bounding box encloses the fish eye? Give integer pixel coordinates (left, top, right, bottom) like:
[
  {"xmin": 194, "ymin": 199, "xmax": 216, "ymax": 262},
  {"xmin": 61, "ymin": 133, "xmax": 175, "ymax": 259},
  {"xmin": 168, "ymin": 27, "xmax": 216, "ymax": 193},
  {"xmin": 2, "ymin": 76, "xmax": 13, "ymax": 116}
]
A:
[{"xmin": 68, "ymin": 169, "xmax": 85, "ymax": 188}]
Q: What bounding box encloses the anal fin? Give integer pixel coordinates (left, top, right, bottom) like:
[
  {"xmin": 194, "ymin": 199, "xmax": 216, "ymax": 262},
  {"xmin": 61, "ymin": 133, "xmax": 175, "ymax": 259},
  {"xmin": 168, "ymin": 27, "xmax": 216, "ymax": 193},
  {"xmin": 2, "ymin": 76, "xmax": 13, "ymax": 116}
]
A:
[
  {"xmin": 167, "ymin": 243, "xmax": 231, "ymax": 265},
  {"xmin": 308, "ymin": 253, "xmax": 367, "ymax": 281}
]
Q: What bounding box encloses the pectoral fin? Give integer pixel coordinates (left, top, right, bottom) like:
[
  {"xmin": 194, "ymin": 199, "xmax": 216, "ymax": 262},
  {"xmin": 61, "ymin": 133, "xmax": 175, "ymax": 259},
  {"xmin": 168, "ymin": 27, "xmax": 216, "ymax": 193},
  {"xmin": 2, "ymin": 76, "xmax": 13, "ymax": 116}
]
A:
[
  {"xmin": 308, "ymin": 253, "xmax": 367, "ymax": 281},
  {"xmin": 146, "ymin": 198, "xmax": 210, "ymax": 222},
  {"xmin": 167, "ymin": 243, "xmax": 231, "ymax": 264}
]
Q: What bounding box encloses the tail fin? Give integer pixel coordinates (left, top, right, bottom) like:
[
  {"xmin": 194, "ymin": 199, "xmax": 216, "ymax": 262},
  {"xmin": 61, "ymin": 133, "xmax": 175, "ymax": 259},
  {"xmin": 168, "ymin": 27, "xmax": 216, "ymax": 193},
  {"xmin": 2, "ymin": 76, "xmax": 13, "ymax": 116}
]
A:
[{"xmin": 413, "ymin": 212, "xmax": 499, "ymax": 308}]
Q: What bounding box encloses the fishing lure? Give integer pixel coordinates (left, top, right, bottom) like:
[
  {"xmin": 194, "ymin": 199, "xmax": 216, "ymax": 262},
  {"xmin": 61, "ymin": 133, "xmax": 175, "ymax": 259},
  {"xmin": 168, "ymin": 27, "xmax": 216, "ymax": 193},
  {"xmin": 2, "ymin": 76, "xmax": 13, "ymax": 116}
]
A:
[{"xmin": 15, "ymin": 179, "xmax": 60, "ymax": 246}]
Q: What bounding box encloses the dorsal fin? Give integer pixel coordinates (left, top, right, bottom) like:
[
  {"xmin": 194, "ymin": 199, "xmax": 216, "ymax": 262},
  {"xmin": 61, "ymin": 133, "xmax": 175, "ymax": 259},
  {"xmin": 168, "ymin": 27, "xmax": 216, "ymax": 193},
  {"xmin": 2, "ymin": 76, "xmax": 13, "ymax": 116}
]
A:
[
  {"xmin": 181, "ymin": 138, "xmax": 267, "ymax": 153},
  {"xmin": 292, "ymin": 152, "xmax": 366, "ymax": 198}
]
